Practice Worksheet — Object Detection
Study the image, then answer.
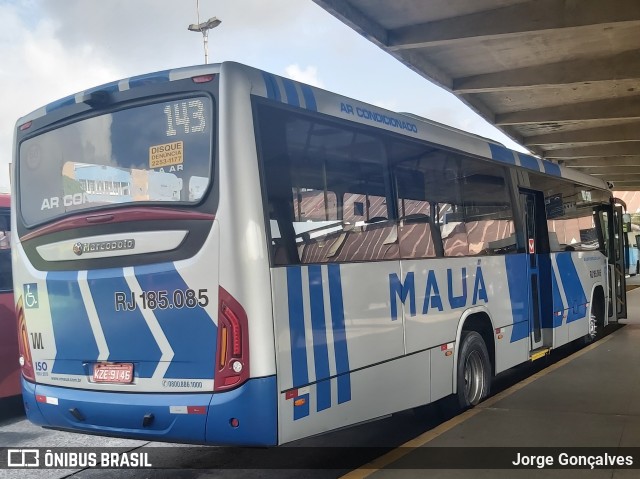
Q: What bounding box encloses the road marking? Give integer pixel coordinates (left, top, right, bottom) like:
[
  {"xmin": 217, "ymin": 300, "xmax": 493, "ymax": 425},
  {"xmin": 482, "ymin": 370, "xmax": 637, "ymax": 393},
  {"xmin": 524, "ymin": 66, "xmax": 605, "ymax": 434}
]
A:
[{"xmin": 340, "ymin": 332, "xmax": 616, "ymax": 478}]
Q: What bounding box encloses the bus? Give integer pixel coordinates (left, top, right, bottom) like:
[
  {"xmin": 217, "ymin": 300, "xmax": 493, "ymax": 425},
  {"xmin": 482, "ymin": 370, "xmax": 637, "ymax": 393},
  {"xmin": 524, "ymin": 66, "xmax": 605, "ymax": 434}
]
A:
[
  {"xmin": 11, "ymin": 62, "xmax": 626, "ymax": 446},
  {"xmin": 625, "ymin": 231, "xmax": 639, "ymax": 276},
  {"xmin": 0, "ymin": 193, "xmax": 20, "ymax": 401}
]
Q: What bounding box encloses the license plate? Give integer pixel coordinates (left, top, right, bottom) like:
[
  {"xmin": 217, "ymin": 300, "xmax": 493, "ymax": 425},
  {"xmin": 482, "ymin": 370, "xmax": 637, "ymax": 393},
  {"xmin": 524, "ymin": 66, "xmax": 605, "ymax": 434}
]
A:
[{"xmin": 92, "ymin": 363, "xmax": 133, "ymax": 383}]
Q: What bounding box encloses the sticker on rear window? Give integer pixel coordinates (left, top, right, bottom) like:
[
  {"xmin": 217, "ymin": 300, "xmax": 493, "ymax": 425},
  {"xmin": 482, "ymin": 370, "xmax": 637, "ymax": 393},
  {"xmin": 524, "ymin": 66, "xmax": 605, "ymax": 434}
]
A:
[{"xmin": 149, "ymin": 141, "xmax": 183, "ymax": 169}]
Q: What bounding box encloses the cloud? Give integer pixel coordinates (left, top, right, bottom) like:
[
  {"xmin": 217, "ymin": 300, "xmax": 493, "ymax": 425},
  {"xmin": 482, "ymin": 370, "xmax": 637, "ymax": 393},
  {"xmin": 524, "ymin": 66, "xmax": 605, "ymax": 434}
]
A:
[
  {"xmin": 284, "ymin": 64, "xmax": 324, "ymax": 88},
  {"xmin": 0, "ymin": 2, "xmax": 124, "ymax": 190},
  {"xmin": 36, "ymin": 0, "xmax": 323, "ymax": 73}
]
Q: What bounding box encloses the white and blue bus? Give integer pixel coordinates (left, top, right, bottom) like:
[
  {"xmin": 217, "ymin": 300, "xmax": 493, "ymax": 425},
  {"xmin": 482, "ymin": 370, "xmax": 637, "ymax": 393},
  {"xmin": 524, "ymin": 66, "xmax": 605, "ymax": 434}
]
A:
[{"xmin": 11, "ymin": 62, "xmax": 626, "ymax": 446}]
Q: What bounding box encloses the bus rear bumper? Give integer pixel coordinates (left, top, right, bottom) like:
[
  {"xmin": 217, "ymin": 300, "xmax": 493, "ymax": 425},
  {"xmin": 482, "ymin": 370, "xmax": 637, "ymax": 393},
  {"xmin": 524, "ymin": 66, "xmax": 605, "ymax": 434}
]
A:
[{"xmin": 22, "ymin": 376, "xmax": 278, "ymax": 446}]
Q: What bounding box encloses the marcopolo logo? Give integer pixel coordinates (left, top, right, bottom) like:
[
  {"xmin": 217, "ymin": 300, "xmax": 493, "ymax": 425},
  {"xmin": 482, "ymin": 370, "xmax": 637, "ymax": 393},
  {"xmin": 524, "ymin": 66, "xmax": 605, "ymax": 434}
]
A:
[{"xmin": 73, "ymin": 239, "xmax": 135, "ymax": 256}]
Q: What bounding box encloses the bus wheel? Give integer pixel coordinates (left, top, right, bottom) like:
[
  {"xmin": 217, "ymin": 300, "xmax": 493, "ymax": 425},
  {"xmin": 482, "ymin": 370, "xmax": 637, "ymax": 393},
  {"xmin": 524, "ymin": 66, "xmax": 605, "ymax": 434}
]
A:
[
  {"xmin": 457, "ymin": 331, "xmax": 491, "ymax": 409},
  {"xmin": 582, "ymin": 312, "xmax": 598, "ymax": 344}
]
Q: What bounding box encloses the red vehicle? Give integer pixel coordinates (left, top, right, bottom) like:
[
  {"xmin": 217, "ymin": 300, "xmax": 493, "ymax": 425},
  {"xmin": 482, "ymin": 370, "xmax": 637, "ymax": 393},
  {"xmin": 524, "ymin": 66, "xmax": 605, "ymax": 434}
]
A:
[{"xmin": 0, "ymin": 193, "xmax": 20, "ymax": 400}]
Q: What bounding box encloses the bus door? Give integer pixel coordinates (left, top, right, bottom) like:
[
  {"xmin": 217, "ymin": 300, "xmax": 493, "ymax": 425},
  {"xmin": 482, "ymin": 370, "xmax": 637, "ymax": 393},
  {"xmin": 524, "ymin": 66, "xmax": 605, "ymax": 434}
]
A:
[
  {"xmin": 611, "ymin": 204, "xmax": 627, "ymax": 321},
  {"xmin": 521, "ymin": 190, "xmax": 553, "ymax": 353},
  {"xmin": 594, "ymin": 203, "xmax": 626, "ymax": 323}
]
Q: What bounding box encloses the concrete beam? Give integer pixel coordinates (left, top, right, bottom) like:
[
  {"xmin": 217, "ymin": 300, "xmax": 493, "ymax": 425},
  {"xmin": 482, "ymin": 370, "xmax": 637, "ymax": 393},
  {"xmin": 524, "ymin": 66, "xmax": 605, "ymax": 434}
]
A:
[
  {"xmin": 395, "ymin": 49, "xmax": 455, "ymax": 90},
  {"xmin": 313, "ymin": 0, "xmax": 453, "ymax": 90},
  {"xmin": 496, "ymin": 97, "xmax": 640, "ymax": 125},
  {"xmin": 453, "ymin": 50, "xmax": 640, "ymax": 93},
  {"xmin": 571, "ymin": 167, "xmax": 640, "ymax": 176},
  {"xmin": 387, "ymin": 0, "xmax": 640, "ymax": 50},
  {"xmin": 312, "ymin": 0, "xmax": 388, "ymax": 46},
  {"xmin": 588, "ymin": 175, "xmax": 640, "ymax": 182},
  {"xmin": 544, "ymin": 143, "xmax": 640, "ymax": 158},
  {"xmin": 561, "ymin": 157, "xmax": 640, "ymax": 167},
  {"xmin": 608, "ymin": 185, "xmax": 640, "ymax": 190},
  {"xmin": 525, "ymin": 122, "xmax": 640, "ymax": 146},
  {"xmin": 312, "ymin": 0, "xmax": 454, "ymax": 89}
]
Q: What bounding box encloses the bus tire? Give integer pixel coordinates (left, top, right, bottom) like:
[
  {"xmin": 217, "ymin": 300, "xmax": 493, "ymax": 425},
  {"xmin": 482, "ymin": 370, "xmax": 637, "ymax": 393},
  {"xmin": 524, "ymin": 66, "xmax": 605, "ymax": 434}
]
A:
[
  {"xmin": 583, "ymin": 288, "xmax": 605, "ymax": 345},
  {"xmin": 456, "ymin": 331, "xmax": 491, "ymax": 409},
  {"xmin": 582, "ymin": 312, "xmax": 598, "ymax": 344}
]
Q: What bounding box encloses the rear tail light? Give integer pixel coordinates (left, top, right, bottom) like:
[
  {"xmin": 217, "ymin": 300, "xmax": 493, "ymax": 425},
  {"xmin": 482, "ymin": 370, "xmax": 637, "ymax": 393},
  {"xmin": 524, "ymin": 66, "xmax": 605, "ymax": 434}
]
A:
[
  {"xmin": 16, "ymin": 298, "xmax": 35, "ymax": 382},
  {"xmin": 192, "ymin": 74, "xmax": 216, "ymax": 84},
  {"xmin": 214, "ymin": 286, "xmax": 249, "ymax": 392}
]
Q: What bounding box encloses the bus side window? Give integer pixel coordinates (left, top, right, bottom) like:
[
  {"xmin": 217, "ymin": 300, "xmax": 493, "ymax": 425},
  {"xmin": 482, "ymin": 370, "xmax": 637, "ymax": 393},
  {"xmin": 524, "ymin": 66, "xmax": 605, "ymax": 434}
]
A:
[
  {"xmin": 326, "ymin": 191, "xmax": 397, "ymax": 263},
  {"xmin": 395, "ymin": 164, "xmax": 444, "ymax": 259},
  {"xmin": 0, "ymin": 212, "xmax": 8, "ymax": 248},
  {"xmin": 528, "ymin": 175, "xmax": 610, "ymax": 252},
  {"xmin": 0, "ymin": 230, "xmax": 9, "ymax": 249},
  {"xmin": 0, "ymin": 212, "xmax": 11, "ymax": 292},
  {"xmin": 449, "ymin": 159, "xmax": 514, "ymax": 256},
  {"xmin": 257, "ymin": 104, "xmax": 396, "ymax": 266}
]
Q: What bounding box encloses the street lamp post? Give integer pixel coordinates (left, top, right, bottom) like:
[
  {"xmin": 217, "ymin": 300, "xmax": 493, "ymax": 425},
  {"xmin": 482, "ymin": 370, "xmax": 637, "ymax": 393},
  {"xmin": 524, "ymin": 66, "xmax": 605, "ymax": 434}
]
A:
[{"xmin": 188, "ymin": 17, "xmax": 221, "ymax": 64}]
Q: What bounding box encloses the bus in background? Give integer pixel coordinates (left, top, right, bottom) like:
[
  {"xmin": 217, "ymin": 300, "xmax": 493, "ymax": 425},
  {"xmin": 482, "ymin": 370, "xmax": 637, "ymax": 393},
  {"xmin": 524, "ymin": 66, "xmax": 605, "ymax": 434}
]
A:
[
  {"xmin": 12, "ymin": 62, "xmax": 626, "ymax": 446},
  {"xmin": 620, "ymin": 211, "xmax": 639, "ymax": 276},
  {"xmin": 0, "ymin": 193, "xmax": 20, "ymax": 402},
  {"xmin": 625, "ymin": 231, "xmax": 639, "ymax": 276}
]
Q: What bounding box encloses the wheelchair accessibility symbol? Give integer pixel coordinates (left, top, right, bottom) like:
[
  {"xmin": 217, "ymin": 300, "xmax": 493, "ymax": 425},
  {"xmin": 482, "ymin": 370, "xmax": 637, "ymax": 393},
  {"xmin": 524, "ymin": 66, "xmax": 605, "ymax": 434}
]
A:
[{"xmin": 24, "ymin": 283, "xmax": 39, "ymax": 309}]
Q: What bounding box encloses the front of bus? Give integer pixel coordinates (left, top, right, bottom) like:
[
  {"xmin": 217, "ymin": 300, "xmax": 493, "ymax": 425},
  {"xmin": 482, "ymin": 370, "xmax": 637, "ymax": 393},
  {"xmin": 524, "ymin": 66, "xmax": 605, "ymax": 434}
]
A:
[{"xmin": 11, "ymin": 64, "xmax": 277, "ymax": 445}]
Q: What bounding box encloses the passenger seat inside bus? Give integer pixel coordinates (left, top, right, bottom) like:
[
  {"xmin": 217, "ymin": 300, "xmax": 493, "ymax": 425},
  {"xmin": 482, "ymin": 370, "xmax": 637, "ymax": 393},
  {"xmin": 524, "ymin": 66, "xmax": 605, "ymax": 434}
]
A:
[{"xmin": 398, "ymin": 214, "xmax": 444, "ymax": 258}]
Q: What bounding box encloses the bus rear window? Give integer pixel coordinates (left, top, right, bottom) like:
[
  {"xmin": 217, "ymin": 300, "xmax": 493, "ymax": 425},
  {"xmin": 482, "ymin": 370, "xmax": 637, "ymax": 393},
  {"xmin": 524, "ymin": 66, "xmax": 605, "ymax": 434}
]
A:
[{"xmin": 18, "ymin": 96, "xmax": 213, "ymax": 226}]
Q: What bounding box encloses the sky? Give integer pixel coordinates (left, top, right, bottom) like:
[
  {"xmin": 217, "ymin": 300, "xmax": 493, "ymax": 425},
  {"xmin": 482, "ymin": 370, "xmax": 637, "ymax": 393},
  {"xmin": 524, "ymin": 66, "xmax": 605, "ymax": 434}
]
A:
[{"xmin": 0, "ymin": 0, "xmax": 528, "ymax": 193}]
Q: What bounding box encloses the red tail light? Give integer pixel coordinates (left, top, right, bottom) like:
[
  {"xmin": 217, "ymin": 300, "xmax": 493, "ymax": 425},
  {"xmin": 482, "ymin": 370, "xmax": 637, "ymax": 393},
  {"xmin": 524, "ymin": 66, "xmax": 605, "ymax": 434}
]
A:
[
  {"xmin": 16, "ymin": 298, "xmax": 35, "ymax": 382},
  {"xmin": 214, "ymin": 286, "xmax": 249, "ymax": 392},
  {"xmin": 192, "ymin": 74, "xmax": 216, "ymax": 83}
]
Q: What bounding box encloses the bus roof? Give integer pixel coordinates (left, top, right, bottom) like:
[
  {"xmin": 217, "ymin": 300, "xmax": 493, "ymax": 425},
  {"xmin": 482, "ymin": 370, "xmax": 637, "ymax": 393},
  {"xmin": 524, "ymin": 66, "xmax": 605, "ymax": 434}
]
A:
[{"xmin": 16, "ymin": 61, "xmax": 610, "ymax": 193}]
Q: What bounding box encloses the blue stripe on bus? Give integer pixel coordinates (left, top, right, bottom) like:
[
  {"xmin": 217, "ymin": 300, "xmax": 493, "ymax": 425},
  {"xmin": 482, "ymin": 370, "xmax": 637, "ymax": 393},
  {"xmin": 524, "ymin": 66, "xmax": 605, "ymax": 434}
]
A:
[
  {"xmin": 551, "ymin": 266, "xmax": 565, "ymax": 328},
  {"xmin": 134, "ymin": 263, "xmax": 217, "ymax": 379},
  {"xmin": 543, "ymin": 160, "xmax": 561, "ymax": 177},
  {"xmin": 518, "ymin": 153, "xmax": 541, "ymax": 172},
  {"xmin": 281, "ymin": 78, "xmax": 301, "ymax": 108},
  {"xmin": 505, "ymin": 255, "xmax": 530, "ymax": 342},
  {"xmin": 555, "ymin": 253, "xmax": 588, "ymax": 323},
  {"xmin": 293, "ymin": 393, "xmax": 310, "ymax": 420},
  {"xmin": 308, "ymin": 265, "xmax": 331, "ymax": 412},
  {"xmin": 327, "ymin": 264, "xmax": 351, "ymax": 404},
  {"xmin": 261, "ymin": 72, "xmax": 281, "ymax": 102},
  {"xmin": 128, "ymin": 70, "xmax": 171, "ymax": 88},
  {"xmin": 489, "ymin": 143, "xmax": 516, "ymax": 165},
  {"xmin": 300, "ymin": 84, "xmax": 317, "ymax": 111},
  {"xmin": 286, "ymin": 267, "xmax": 309, "ymax": 389},
  {"xmin": 261, "ymin": 72, "xmax": 276, "ymax": 100},
  {"xmin": 47, "ymin": 272, "xmax": 99, "ymax": 375},
  {"xmin": 83, "ymin": 82, "xmax": 119, "ymax": 97},
  {"xmin": 87, "ymin": 268, "xmax": 162, "ymax": 378},
  {"xmin": 44, "ymin": 95, "xmax": 77, "ymax": 114}
]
